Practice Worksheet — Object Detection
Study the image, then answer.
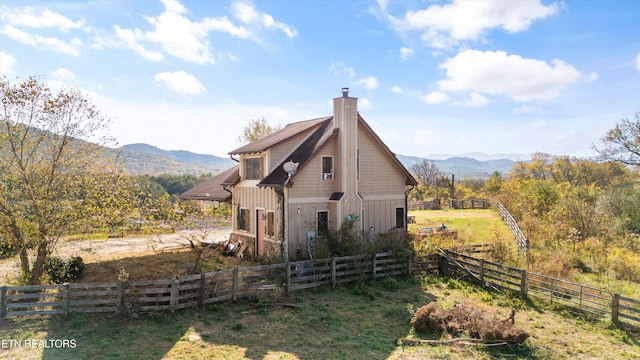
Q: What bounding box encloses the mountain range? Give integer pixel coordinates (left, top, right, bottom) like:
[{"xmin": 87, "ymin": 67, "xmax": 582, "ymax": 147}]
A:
[{"xmin": 119, "ymin": 143, "xmax": 518, "ymax": 178}]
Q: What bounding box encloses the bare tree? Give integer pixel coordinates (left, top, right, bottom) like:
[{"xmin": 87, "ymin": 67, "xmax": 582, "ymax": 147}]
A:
[{"xmin": 594, "ymin": 112, "xmax": 640, "ymax": 166}]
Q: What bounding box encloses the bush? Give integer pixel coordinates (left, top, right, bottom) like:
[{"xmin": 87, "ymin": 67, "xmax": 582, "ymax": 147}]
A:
[{"xmin": 45, "ymin": 256, "xmax": 85, "ymax": 284}]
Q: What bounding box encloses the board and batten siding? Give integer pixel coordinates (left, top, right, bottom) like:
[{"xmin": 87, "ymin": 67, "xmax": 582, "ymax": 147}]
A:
[{"xmin": 231, "ymin": 182, "xmax": 283, "ymax": 256}]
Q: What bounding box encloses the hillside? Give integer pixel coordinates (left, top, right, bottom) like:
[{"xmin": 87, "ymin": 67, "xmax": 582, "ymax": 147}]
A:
[
  {"xmin": 117, "ymin": 144, "xmax": 235, "ymax": 176},
  {"xmin": 397, "ymin": 154, "xmax": 515, "ymax": 178},
  {"xmin": 119, "ymin": 143, "xmax": 516, "ymax": 178}
]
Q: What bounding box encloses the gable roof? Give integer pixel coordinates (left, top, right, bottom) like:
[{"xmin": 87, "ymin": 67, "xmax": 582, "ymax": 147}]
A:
[
  {"xmin": 259, "ymin": 118, "xmax": 335, "ymax": 187},
  {"xmin": 229, "ymin": 116, "xmax": 332, "ymax": 155},
  {"xmin": 179, "ymin": 165, "xmax": 239, "ymax": 201},
  {"xmin": 259, "ymin": 113, "xmax": 416, "ymax": 188}
]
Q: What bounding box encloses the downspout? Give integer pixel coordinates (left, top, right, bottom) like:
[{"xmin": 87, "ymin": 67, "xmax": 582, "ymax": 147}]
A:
[{"xmin": 405, "ymin": 184, "xmax": 415, "ymax": 231}]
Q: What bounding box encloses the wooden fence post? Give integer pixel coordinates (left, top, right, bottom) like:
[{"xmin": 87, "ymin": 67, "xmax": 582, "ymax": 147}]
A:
[
  {"xmin": 372, "ymin": 254, "xmax": 377, "ymax": 281},
  {"xmin": 331, "ymin": 257, "xmax": 337, "ymax": 287},
  {"xmin": 612, "ymin": 293, "xmax": 620, "ymax": 326},
  {"xmin": 170, "ymin": 278, "xmax": 179, "ymax": 311},
  {"xmin": 479, "ymin": 259, "xmax": 485, "ymax": 282},
  {"xmin": 62, "ymin": 283, "xmax": 70, "ymax": 315},
  {"xmin": 1, "ymin": 286, "xmax": 7, "ymax": 319},
  {"xmin": 232, "ymin": 268, "xmax": 239, "ymax": 301},
  {"xmin": 520, "ymin": 269, "xmax": 527, "ymax": 299},
  {"xmin": 117, "ymin": 281, "xmax": 125, "ymax": 310},
  {"xmin": 285, "ymin": 262, "xmax": 291, "ymax": 294},
  {"xmin": 199, "ymin": 274, "xmax": 205, "ymax": 309}
]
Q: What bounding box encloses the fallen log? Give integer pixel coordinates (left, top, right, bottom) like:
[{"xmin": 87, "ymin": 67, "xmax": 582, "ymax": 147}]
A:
[{"xmin": 400, "ymin": 337, "xmax": 513, "ymax": 347}]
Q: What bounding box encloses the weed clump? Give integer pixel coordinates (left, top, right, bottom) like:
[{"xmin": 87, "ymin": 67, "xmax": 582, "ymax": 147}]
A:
[{"xmin": 410, "ymin": 302, "xmax": 529, "ymax": 344}]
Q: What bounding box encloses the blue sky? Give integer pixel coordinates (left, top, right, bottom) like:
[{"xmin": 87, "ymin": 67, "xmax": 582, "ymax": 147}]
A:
[{"xmin": 1, "ymin": 0, "xmax": 639, "ymax": 159}]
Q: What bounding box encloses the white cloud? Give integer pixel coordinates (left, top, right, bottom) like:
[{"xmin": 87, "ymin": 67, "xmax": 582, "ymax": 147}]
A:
[
  {"xmin": 636, "ymin": 53, "xmax": 640, "ymax": 72},
  {"xmin": 51, "ymin": 68, "xmax": 75, "ymax": 80},
  {"xmin": 359, "ymin": 98, "xmax": 372, "ymax": 110},
  {"xmin": 1, "ymin": 25, "xmax": 80, "ymax": 56},
  {"xmin": 328, "ymin": 62, "xmax": 356, "ymax": 78},
  {"xmin": 231, "ymin": 2, "xmax": 297, "ymax": 39},
  {"xmin": 353, "ymin": 76, "xmax": 379, "ymax": 90},
  {"xmin": 513, "ymin": 105, "xmax": 541, "ymax": 114},
  {"xmin": 463, "ymin": 92, "xmax": 490, "ymax": 107},
  {"xmin": 1, "ymin": 6, "xmax": 85, "ymax": 32},
  {"xmin": 114, "ymin": 26, "xmax": 164, "ymax": 61},
  {"xmin": 0, "ymin": 51, "xmax": 16, "ymax": 75},
  {"xmin": 154, "ymin": 71, "xmax": 206, "ymax": 96},
  {"xmin": 421, "ymin": 91, "xmax": 450, "ymax": 105},
  {"xmin": 400, "ymin": 47, "xmax": 414, "ymax": 61},
  {"xmin": 386, "ymin": 0, "xmax": 559, "ymax": 49},
  {"xmin": 109, "ymin": 0, "xmax": 256, "ymax": 65},
  {"xmin": 389, "ymin": 85, "xmax": 403, "ymax": 93},
  {"xmin": 437, "ymin": 49, "xmax": 584, "ymax": 102}
]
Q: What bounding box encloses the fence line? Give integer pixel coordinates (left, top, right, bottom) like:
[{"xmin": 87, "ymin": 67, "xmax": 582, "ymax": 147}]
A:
[
  {"xmin": 0, "ymin": 252, "xmax": 410, "ymax": 319},
  {"xmin": 495, "ymin": 201, "xmax": 528, "ymax": 252},
  {"xmin": 449, "ymin": 199, "xmax": 491, "ymax": 210},
  {"xmin": 439, "ymin": 250, "xmax": 639, "ymax": 330}
]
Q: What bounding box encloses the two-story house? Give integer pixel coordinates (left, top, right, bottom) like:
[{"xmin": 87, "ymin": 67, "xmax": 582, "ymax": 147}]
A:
[{"xmin": 190, "ymin": 88, "xmax": 416, "ymax": 260}]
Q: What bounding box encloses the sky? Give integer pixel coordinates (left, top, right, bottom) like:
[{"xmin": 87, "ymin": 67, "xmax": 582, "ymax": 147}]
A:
[{"xmin": 1, "ymin": 0, "xmax": 639, "ymax": 160}]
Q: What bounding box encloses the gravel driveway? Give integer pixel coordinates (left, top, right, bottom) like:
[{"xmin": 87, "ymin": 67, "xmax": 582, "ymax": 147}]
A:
[{"xmin": 0, "ymin": 226, "xmax": 232, "ymax": 286}]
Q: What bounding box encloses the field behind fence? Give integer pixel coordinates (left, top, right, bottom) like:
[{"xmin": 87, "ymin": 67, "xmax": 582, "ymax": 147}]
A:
[
  {"xmin": 0, "ymin": 252, "xmax": 411, "ymax": 319},
  {"xmin": 441, "ymin": 250, "xmax": 640, "ymax": 330},
  {"xmin": 1, "ymin": 249, "xmax": 637, "ymax": 331}
]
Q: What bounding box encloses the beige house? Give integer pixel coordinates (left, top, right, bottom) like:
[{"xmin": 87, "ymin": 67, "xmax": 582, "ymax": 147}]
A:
[{"xmin": 195, "ymin": 89, "xmax": 416, "ymax": 260}]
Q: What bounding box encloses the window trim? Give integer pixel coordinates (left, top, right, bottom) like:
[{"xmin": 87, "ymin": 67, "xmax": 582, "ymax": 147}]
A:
[
  {"xmin": 317, "ymin": 210, "xmax": 329, "ymax": 237},
  {"xmin": 244, "ymin": 156, "xmax": 264, "ymax": 180},
  {"xmin": 321, "ymin": 156, "xmax": 334, "ymax": 181}
]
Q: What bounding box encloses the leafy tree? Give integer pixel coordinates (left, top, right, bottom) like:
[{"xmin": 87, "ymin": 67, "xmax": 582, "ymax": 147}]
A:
[
  {"xmin": 594, "ymin": 111, "xmax": 640, "ymax": 166},
  {"xmin": 484, "ymin": 171, "xmax": 503, "ymax": 194},
  {"xmin": 0, "ymin": 76, "xmax": 139, "ymax": 284},
  {"xmin": 237, "ymin": 117, "xmax": 282, "ymax": 144}
]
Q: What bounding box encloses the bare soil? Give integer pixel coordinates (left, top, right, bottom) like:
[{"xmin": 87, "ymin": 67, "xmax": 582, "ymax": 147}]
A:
[{"xmin": 0, "ymin": 227, "xmax": 232, "ymax": 285}]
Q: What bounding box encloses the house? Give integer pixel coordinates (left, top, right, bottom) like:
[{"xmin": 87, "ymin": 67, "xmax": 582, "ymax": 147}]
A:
[
  {"xmin": 180, "ymin": 166, "xmax": 237, "ymax": 211},
  {"xmin": 192, "ymin": 88, "xmax": 416, "ymax": 260}
]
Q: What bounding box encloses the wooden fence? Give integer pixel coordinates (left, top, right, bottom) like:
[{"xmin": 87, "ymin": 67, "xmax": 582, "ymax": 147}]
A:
[
  {"xmin": 440, "ymin": 250, "xmax": 640, "ymax": 330},
  {"xmin": 495, "ymin": 201, "xmax": 528, "ymax": 252},
  {"xmin": 449, "ymin": 198, "xmax": 491, "ymax": 210},
  {"xmin": 0, "ymin": 252, "xmax": 410, "ymax": 319}
]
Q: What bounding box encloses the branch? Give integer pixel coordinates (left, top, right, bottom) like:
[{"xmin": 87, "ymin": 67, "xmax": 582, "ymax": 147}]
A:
[{"xmin": 400, "ymin": 337, "xmax": 513, "ymax": 346}]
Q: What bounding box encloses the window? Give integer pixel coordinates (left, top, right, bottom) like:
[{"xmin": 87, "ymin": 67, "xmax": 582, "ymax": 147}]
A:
[
  {"xmin": 245, "ymin": 157, "xmax": 263, "ymax": 180},
  {"xmin": 238, "ymin": 208, "xmax": 249, "ymax": 231},
  {"xmin": 266, "ymin": 211, "xmax": 275, "ymax": 237},
  {"xmin": 322, "ymin": 156, "xmax": 333, "ymax": 180},
  {"xmin": 317, "ymin": 211, "xmax": 329, "ymax": 237},
  {"xmin": 395, "ymin": 207, "xmax": 405, "ymax": 229}
]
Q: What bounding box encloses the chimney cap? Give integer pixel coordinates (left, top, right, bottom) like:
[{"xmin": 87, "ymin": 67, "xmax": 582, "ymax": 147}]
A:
[{"xmin": 341, "ymin": 87, "xmax": 349, "ymax": 97}]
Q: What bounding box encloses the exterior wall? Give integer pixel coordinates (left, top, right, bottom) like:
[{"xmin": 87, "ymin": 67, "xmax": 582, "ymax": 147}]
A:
[
  {"xmin": 357, "ymin": 125, "xmax": 407, "ymax": 196},
  {"xmin": 230, "ymin": 176, "xmax": 283, "ymax": 259}
]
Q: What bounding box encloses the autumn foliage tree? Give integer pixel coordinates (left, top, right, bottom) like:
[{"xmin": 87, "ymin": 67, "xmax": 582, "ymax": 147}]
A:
[{"xmin": 0, "ymin": 76, "xmax": 140, "ymax": 284}]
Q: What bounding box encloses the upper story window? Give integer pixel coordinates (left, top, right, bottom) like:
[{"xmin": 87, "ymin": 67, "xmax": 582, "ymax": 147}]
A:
[
  {"xmin": 244, "ymin": 157, "xmax": 264, "ymax": 180},
  {"xmin": 322, "ymin": 156, "xmax": 333, "ymax": 181}
]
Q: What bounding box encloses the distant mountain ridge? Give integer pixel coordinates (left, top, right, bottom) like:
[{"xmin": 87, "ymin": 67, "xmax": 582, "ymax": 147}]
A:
[
  {"xmin": 397, "ymin": 155, "xmax": 515, "ymax": 178},
  {"xmin": 119, "ymin": 143, "xmax": 516, "ymax": 178},
  {"xmin": 118, "ymin": 144, "xmax": 235, "ymax": 175}
]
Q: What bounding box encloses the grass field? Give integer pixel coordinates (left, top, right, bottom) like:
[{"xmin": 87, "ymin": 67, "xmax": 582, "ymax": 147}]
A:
[{"xmin": 1, "ymin": 276, "xmax": 638, "ymax": 360}]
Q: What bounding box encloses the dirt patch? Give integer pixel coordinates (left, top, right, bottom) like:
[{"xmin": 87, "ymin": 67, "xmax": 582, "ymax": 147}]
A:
[{"xmin": 0, "ymin": 227, "xmax": 232, "ymax": 285}]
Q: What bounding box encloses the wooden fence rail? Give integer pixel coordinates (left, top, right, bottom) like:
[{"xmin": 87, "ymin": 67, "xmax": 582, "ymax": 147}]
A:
[
  {"xmin": 440, "ymin": 250, "xmax": 640, "ymax": 330},
  {"xmin": 0, "ymin": 252, "xmax": 409, "ymax": 319},
  {"xmin": 495, "ymin": 201, "xmax": 528, "ymax": 252}
]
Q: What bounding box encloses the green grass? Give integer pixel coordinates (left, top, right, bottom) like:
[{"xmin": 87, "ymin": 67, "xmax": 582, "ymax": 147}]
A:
[{"xmin": 1, "ymin": 277, "xmax": 638, "ymax": 360}]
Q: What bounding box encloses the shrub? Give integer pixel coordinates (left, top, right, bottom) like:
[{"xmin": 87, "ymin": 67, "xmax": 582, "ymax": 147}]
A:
[{"xmin": 45, "ymin": 256, "xmax": 85, "ymax": 284}]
